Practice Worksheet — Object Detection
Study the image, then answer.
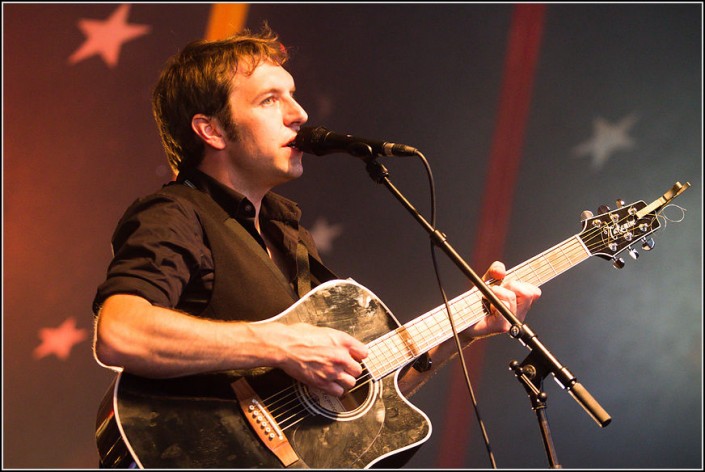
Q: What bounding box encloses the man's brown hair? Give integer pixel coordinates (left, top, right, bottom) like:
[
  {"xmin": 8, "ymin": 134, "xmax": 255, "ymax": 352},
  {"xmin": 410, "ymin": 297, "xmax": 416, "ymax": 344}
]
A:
[{"xmin": 152, "ymin": 23, "xmax": 288, "ymax": 172}]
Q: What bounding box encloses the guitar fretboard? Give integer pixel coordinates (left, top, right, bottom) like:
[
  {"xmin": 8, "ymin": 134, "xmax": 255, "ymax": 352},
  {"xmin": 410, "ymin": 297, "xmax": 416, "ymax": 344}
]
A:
[{"xmin": 363, "ymin": 235, "xmax": 591, "ymax": 379}]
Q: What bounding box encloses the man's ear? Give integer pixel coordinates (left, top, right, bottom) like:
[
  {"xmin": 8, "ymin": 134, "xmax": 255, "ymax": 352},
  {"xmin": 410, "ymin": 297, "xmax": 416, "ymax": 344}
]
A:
[{"xmin": 192, "ymin": 114, "xmax": 226, "ymax": 150}]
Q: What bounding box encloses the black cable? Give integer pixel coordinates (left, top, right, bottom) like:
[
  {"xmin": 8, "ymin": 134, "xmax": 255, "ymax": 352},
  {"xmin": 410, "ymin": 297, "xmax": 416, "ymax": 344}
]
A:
[{"xmin": 414, "ymin": 149, "xmax": 497, "ymax": 468}]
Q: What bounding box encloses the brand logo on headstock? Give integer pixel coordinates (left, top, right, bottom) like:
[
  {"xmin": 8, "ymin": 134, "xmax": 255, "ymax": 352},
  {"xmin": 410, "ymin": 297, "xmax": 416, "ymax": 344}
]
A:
[{"xmin": 608, "ymin": 218, "xmax": 636, "ymax": 239}]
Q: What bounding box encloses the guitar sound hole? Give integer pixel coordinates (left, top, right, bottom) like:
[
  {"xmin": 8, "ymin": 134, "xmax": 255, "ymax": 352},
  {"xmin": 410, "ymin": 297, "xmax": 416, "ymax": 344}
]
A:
[{"xmin": 295, "ymin": 371, "xmax": 380, "ymax": 421}]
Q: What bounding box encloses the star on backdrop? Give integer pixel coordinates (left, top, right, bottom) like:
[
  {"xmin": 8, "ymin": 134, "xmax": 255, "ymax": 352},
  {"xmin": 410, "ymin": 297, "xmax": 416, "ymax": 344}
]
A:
[
  {"xmin": 309, "ymin": 216, "xmax": 344, "ymax": 254},
  {"xmin": 68, "ymin": 3, "xmax": 151, "ymax": 68},
  {"xmin": 572, "ymin": 113, "xmax": 639, "ymax": 171},
  {"xmin": 33, "ymin": 316, "xmax": 89, "ymax": 361}
]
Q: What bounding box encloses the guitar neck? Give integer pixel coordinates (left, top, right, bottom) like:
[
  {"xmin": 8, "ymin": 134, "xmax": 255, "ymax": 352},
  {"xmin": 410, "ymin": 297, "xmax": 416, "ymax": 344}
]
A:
[{"xmin": 364, "ymin": 234, "xmax": 591, "ymax": 379}]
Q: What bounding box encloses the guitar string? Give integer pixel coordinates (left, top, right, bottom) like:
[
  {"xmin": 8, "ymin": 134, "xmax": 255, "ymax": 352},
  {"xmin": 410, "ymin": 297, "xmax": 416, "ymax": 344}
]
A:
[
  {"xmin": 300, "ymin": 207, "xmax": 657, "ymax": 399},
  {"xmin": 260, "ymin": 333, "xmax": 420, "ymax": 428},
  {"xmin": 259, "ymin": 238, "xmax": 568, "ymax": 428},
  {"xmin": 388, "ymin": 237, "xmax": 587, "ymax": 358},
  {"xmin": 271, "ymin": 345, "xmax": 424, "ymax": 430},
  {"xmin": 303, "ymin": 209, "xmax": 638, "ymax": 381},
  {"xmin": 250, "ymin": 207, "xmax": 662, "ymax": 432},
  {"xmin": 394, "ymin": 205, "xmax": 663, "ymax": 361},
  {"xmin": 363, "ymin": 208, "xmax": 660, "ymax": 378}
]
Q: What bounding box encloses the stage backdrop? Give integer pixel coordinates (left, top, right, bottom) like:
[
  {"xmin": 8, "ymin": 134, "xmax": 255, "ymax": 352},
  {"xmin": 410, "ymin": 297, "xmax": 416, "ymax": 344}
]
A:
[{"xmin": 3, "ymin": 3, "xmax": 702, "ymax": 469}]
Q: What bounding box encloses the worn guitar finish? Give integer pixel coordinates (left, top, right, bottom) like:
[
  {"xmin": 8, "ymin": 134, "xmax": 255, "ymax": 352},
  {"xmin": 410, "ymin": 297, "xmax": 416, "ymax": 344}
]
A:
[
  {"xmin": 97, "ymin": 281, "xmax": 432, "ymax": 468},
  {"xmin": 96, "ymin": 182, "xmax": 690, "ymax": 469}
]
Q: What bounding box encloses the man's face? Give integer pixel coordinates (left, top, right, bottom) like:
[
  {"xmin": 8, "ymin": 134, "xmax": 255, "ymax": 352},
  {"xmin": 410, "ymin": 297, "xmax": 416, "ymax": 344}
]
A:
[{"xmin": 224, "ymin": 61, "xmax": 308, "ymax": 191}]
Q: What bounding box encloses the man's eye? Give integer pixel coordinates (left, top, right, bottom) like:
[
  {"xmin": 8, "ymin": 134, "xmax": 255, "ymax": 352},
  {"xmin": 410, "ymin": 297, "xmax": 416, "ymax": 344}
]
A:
[{"xmin": 261, "ymin": 96, "xmax": 276, "ymax": 105}]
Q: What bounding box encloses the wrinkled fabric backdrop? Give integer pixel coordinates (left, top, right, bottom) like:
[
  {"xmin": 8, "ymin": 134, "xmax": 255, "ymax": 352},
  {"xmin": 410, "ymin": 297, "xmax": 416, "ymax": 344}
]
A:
[{"xmin": 3, "ymin": 3, "xmax": 702, "ymax": 469}]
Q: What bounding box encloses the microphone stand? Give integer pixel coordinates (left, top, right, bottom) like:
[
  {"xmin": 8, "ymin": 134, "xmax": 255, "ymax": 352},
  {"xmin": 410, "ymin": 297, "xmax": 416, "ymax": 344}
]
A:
[
  {"xmin": 509, "ymin": 352, "xmax": 561, "ymax": 468},
  {"xmin": 361, "ymin": 156, "xmax": 611, "ymax": 464}
]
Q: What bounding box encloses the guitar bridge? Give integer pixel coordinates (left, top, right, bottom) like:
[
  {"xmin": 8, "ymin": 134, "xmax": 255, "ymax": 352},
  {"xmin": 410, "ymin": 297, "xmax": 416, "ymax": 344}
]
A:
[{"xmin": 231, "ymin": 378, "xmax": 300, "ymax": 467}]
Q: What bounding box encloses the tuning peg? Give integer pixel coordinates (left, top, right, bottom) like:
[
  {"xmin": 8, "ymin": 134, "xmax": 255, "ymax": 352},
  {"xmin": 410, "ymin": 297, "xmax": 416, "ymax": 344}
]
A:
[
  {"xmin": 612, "ymin": 257, "xmax": 625, "ymax": 269},
  {"xmin": 641, "ymin": 237, "xmax": 655, "ymax": 251},
  {"xmin": 597, "ymin": 205, "xmax": 611, "ymax": 214},
  {"xmin": 628, "ymin": 247, "xmax": 639, "ymax": 260},
  {"xmin": 580, "ymin": 210, "xmax": 594, "ymax": 221},
  {"xmin": 616, "ymin": 199, "xmax": 625, "ymax": 208}
]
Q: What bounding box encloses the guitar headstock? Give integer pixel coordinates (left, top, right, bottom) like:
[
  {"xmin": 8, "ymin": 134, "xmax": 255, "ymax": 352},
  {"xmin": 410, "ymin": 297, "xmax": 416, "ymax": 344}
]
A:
[{"xmin": 578, "ymin": 181, "xmax": 691, "ymax": 268}]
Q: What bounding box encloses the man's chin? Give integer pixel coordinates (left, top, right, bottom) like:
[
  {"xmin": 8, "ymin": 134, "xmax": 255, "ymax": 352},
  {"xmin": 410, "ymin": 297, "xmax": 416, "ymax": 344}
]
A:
[
  {"xmin": 272, "ymin": 164, "xmax": 303, "ymax": 187},
  {"xmin": 289, "ymin": 166, "xmax": 304, "ymax": 181},
  {"xmin": 288, "ymin": 157, "xmax": 304, "ymax": 179}
]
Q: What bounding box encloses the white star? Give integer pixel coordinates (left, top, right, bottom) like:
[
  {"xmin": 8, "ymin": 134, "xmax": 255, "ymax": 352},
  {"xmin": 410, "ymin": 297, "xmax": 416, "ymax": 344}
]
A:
[
  {"xmin": 309, "ymin": 217, "xmax": 344, "ymax": 254},
  {"xmin": 68, "ymin": 4, "xmax": 151, "ymax": 68},
  {"xmin": 572, "ymin": 114, "xmax": 638, "ymax": 171},
  {"xmin": 33, "ymin": 317, "xmax": 88, "ymax": 361}
]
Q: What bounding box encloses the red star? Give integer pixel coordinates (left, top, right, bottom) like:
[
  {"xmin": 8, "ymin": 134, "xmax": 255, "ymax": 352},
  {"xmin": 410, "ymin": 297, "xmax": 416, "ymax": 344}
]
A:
[
  {"xmin": 68, "ymin": 4, "xmax": 151, "ymax": 68},
  {"xmin": 33, "ymin": 317, "xmax": 88, "ymax": 361}
]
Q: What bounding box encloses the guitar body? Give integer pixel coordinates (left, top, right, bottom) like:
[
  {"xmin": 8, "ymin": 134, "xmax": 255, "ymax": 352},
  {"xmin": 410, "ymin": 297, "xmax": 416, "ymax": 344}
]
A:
[{"xmin": 96, "ymin": 279, "xmax": 432, "ymax": 468}]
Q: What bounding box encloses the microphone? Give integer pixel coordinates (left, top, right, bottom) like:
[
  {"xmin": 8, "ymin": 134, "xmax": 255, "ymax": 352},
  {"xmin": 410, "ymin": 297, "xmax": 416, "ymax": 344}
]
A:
[{"xmin": 292, "ymin": 126, "xmax": 418, "ymax": 157}]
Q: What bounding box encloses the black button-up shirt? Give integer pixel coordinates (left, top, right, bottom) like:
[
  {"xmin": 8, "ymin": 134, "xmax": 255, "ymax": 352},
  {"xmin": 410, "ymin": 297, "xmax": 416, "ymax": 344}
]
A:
[{"xmin": 93, "ymin": 168, "xmax": 308, "ymax": 315}]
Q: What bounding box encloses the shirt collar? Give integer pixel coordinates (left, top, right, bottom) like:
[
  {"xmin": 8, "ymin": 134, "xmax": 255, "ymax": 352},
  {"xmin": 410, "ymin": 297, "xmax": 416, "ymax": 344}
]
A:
[{"xmin": 176, "ymin": 167, "xmax": 302, "ymax": 226}]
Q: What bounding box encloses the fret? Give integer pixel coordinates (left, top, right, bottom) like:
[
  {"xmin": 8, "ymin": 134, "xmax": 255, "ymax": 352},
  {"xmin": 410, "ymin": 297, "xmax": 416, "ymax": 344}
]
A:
[
  {"xmin": 525, "ymin": 259, "xmax": 544, "ymax": 285},
  {"xmin": 408, "ymin": 318, "xmax": 434, "ymax": 353},
  {"xmin": 509, "ymin": 236, "xmax": 590, "ymax": 287},
  {"xmin": 366, "ymin": 235, "xmax": 591, "ymax": 380},
  {"xmin": 567, "ymin": 239, "xmax": 585, "ymax": 267},
  {"xmin": 366, "ymin": 329, "xmax": 417, "ymax": 379},
  {"xmin": 366, "ymin": 334, "xmax": 399, "ymax": 378}
]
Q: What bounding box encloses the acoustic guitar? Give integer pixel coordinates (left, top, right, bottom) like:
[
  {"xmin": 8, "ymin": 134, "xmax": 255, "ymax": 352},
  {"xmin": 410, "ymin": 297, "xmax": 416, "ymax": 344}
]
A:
[{"xmin": 96, "ymin": 182, "xmax": 690, "ymax": 468}]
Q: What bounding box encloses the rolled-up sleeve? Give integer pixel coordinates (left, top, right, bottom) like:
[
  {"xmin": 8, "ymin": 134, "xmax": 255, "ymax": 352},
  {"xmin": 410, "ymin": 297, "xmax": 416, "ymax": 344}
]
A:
[{"xmin": 92, "ymin": 194, "xmax": 207, "ymax": 314}]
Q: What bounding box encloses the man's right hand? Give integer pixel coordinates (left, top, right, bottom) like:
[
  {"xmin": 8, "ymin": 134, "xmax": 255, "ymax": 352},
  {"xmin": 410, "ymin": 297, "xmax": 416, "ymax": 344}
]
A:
[{"xmin": 268, "ymin": 322, "xmax": 368, "ymax": 397}]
